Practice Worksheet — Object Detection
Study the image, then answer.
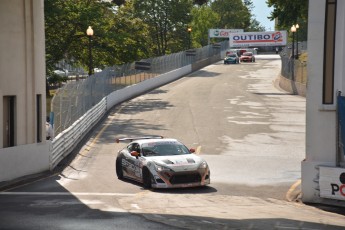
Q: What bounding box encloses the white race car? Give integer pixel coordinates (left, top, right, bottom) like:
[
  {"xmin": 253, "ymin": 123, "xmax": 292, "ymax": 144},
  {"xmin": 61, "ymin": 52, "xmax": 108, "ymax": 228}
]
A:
[{"xmin": 115, "ymin": 136, "xmax": 210, "ymax": 189}]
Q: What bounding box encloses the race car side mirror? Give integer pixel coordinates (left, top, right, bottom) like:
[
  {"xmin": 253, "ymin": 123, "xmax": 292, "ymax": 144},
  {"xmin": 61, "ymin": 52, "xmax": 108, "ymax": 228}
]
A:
[
  {"xmin": 189, "ymin": 148, "xmax": 195, "ymax": 153},
  {"xmin": 131, "ymin": 151, "xmax": 140, "ymax": 158}
]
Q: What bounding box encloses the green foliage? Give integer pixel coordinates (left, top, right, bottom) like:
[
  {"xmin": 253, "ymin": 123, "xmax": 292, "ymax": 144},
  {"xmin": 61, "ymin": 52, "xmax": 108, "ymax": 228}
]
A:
[
  {"xmin": 267, "ymin": 0, "xmax": 308, "ymax": 27},
  {"xmin": 191, "ymin": 5, "xmax": 219, "ymax": 47},
  {"xmin": 267, "ymin": 0, "xmax": 308, "ymax": 41},
  {"xmin": 132, "ymin": 0, "xmax": 193, "ymax": 56},
  {"xmin": 247, "ymin": 18, "xmax": 266, "ymax": 32},
  {"xmin": 193, "ymin": 0, "xmax": 208, "ymax": 5},
  {"xmin": 45, "ymin": 0, "xmax": 118, "ymax": 72},
  {"xmin": 44, "ymin": 0, "xmax": 269, "ymax": 81},
  {"xmin": 211, "ymin": 0, "xmax": 251, "ymax": 29}
]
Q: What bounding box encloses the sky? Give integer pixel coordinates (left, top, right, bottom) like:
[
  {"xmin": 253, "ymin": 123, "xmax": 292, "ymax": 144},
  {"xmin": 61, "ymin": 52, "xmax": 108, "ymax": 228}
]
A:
[{"xmin": 251, "ymin": 0, "xmax": 275, "ymax": 31}]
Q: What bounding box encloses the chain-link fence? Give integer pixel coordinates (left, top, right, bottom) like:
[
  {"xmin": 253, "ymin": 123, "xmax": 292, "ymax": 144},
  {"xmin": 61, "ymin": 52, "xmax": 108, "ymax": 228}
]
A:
[
  {"xmin": 280, "ymin": 41, "xmax": 307, "ymax": 84},
  {"xmin": 51, "ymin": 41, "xmax": 229, "ymax": 135}
]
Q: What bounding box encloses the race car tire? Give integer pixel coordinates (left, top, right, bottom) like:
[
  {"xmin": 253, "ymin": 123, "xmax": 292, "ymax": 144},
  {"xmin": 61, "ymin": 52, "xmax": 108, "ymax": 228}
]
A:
[
  {"xmin": 142, "ymin": 167, "xmax": 153, "ymax": 189},
  {"xmin": 116, "ymin": 158, "xmax": 124, "ymax": 179}
]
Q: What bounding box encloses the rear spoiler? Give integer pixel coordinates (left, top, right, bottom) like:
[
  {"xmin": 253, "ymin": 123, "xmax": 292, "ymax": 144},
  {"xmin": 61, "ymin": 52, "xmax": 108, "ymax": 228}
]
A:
[{"xmin": 115, "ymin": 136, "xmax": 164, "ymax": 143}]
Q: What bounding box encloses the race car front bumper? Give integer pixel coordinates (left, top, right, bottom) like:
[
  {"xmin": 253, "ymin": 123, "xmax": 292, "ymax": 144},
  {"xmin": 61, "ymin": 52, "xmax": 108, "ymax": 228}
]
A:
[{"xmin": 151, "ymin": 167, "xmax": 210, "ymax": 188}]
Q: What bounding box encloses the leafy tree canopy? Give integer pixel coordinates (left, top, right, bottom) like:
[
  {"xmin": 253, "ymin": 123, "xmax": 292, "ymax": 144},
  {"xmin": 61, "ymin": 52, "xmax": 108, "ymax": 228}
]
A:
[
  {"xmin": 267, "ymin": 0, "xmax": 308, "ymax": 28},
  {"xmin": 267, "ymin": 0, "xmax": 308, "ymax": 41},
  {"xmin": 44, "ymin": 0, "xmax": 269, "ymax": 83}
]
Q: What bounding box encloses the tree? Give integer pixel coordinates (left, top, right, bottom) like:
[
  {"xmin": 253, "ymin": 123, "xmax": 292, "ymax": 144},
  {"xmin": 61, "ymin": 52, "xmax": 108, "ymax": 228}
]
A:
[
  {"xmin": 132, "ymin": 0, "xmax": 193, "ymax": 56},
  {"xmin": 211, "ymin": 0, "xmax": 251, "ymax": 30},
  {"xmin": 193, "ymin": 0, "xmax": 208, "ymax": 5},
  {"xmin": 247, "ymin": 18, "xmax": 266, "ymax": 32},
  {"xmin": 267, "ymin": 0, "xmax": 308, "ymax": 41},
  {"xmin": 45, "ymin": 0, "xmax": 118, "ymax": 72},
  {"xmin": 191, "ymin": 5, "xmax": 219, "ymax": 47},
  {"xmin": 267, "ymin": 0, "xmax": 308, "ymax": 28}
]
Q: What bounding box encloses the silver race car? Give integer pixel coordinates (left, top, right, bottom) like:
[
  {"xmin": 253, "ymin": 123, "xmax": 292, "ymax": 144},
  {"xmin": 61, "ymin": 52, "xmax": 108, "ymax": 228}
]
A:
[{"xmin": 115, "ymin": 136, "xmax": 210, "ymax": 189}]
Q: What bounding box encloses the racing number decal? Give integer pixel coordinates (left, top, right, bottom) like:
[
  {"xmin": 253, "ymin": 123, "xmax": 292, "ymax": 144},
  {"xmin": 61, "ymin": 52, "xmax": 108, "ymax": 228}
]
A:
[{"xmin": 122, "ymin": 158, "xmax": 142, "ymax": 178}]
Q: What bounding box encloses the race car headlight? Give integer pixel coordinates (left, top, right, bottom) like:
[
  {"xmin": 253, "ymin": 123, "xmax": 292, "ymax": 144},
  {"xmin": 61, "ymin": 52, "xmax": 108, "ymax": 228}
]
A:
[
  {"xmin": 155, "ymin": 164, "xmax": 170, "ymax": 172},
  {"xmin": 199, "ymin": 161, "xmax": 208, "ymax": 169}
]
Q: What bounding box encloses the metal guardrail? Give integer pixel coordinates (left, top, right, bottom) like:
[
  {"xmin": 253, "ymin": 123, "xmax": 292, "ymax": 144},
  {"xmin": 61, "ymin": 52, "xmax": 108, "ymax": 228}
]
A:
[{"xmin": 50, "ymin": 98, "xmax": 107, "ymax": 170}]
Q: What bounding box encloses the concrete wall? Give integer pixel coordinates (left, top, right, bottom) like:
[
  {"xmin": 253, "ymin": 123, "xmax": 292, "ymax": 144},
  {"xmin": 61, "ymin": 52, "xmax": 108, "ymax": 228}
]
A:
[
  {"xmin": 278, "ymin": 75, "xmax": 306, "ymax": 97},
  {"xmin": 0, "ymin": 0, "xmax": 47, "ymax": 183},
  {"xmin": 107, "ymin": 65, "xmax": 192, "ymax": 110},
  {"xmin": 0, "ymin": 0, "xmax": 46, "ymax": 147},
  {"xmin": 0, "ymin": 143, "xmax": 50, "ymax": 182},
  {"xmin": 302, "ymin": 0, "xmax": 345, "ymax": 206}
]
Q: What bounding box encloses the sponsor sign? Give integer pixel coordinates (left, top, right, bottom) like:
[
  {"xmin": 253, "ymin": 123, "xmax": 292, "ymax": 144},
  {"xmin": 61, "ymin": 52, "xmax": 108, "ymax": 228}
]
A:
[
  {"xmin": 229, "ymin": 31, "xmax": 287, "ymax": 47},
  {"xmin": 209, "ymin": 29, "xmax": 243, "ymax": 38},
  {"xmin": 319, "ymin": 166, "xmax": 345, "ymax": 201}
]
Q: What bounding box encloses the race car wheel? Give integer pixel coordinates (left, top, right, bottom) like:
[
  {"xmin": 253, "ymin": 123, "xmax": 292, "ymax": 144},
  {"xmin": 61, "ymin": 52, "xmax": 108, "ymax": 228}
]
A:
[
  {"xmin": 116, "ymin": 158, "xmax": 123, "ymax": 179},
  {"xmin": 142, "ymin": 167, "xmax": 153, "ymax": 189}
]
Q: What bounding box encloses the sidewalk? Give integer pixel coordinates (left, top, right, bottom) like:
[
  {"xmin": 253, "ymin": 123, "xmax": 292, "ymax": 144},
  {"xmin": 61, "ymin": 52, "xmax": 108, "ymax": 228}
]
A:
[{"xmin": 118, "ymin": 190, "xmax": 345, "ymax": 229}]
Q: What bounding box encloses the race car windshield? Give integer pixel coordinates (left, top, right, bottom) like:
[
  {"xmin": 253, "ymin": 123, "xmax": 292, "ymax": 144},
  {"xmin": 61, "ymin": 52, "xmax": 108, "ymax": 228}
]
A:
[{"xmin": 142, "ymin": 142, "xmax": 191, "ymax": 157}]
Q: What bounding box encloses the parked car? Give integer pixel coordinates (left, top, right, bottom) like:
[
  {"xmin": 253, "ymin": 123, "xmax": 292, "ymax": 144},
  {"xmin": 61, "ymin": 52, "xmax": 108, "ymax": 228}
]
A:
[
  {"xmin": 224, "ymin": 53, "xmax": 240, "ymax": 64},
  {"xmin": 115, "ymin": 136, "xmax": 211, "ymax": 189},
  {"xmin": 240, "ymin": 52, "xmax": 255, "ymax": 62}
]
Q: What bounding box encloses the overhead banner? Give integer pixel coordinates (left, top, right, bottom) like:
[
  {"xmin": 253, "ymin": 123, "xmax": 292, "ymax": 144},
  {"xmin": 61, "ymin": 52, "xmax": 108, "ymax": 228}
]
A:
[
  {"xmin": 209, "ymin": 29, "xmax": 243, "ymax": 38},
  {"xmin": 229, "ymin": 31, "xmax": 287, "ymax": 47}
]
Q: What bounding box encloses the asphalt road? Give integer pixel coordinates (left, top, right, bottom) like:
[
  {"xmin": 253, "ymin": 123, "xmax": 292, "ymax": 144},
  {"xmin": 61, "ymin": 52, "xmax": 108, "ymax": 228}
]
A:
[{"xmin": 1, "ymin": 56, "xmax": 344, "ymax": 229}]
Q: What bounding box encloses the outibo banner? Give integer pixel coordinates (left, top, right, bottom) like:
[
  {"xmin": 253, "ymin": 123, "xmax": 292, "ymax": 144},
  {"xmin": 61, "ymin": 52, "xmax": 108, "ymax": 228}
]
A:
[{"xmin": 229, "ymin": 31, "xmax": 287, "ymax": 47}]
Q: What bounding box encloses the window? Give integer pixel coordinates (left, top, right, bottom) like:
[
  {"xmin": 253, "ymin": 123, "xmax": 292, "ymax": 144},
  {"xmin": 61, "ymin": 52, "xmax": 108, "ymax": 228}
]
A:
[
  {"xmin": 3, "ymin": 96, "xmax": 16, "ymax": 147},
  {"xmin": 323, "ymin": 0, "xmax": 337, "ymax": 104},
  {"xmin": 37, "ymin": 95, "xmax": 42, "ymax": 142},
  {"xmin": 127, "ymin": 143, "xmax": 140, "ymax": 153}
]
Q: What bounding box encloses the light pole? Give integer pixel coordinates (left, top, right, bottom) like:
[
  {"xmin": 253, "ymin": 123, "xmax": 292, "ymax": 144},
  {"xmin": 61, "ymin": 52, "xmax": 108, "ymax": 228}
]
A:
[
  {"xmin": 290, "ymin": 25, "xmax": 296, "ymax": 81},
  {"xmin": 295, "ymin": 24, "xmax": 299, "ymax": 59},
  {"xmin": 187, "ymin": 27, "xmax": 192, "ymax": 49},
  {"xmin": 86, "ymin": 26, "xmax": 94, "ymax": 76},
  {"xmin": 290, "ymin": 25, "xmax": 296, "ymax": 59}
]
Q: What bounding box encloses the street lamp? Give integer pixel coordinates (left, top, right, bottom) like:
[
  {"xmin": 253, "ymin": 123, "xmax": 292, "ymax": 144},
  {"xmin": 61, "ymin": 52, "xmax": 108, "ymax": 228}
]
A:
[
  {"xmin": 86, "ymin": 26, "xmax": 94, "ymax": 76},
  {"xmin": 295, "ymin": 24, "xmax": 299, "ymax": 59},
  {"xmin": 290, "ymin": 25, "xmax": 296, "ymax": 81},
  {"xmin": 187, "ymin": 27, "xmax": 192, "ymax": 49},
  {"xmin": 290, "ymin": 25, "xmax": 296, "ymax": 59}
]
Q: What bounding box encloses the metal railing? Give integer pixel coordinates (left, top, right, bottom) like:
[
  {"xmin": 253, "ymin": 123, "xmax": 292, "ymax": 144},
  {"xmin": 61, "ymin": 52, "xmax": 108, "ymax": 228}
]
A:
[
  {"xmin": 279, "ymin": 41, "xmax": 308, "ymax": 84},
  {"xmin": 51, "ymin": 41, "xmax": 229, "ymax": 136}
]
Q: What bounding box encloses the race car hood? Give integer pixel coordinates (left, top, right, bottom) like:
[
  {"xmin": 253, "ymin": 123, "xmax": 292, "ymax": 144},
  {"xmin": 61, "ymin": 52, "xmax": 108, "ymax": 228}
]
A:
[{"xmin": 149, "ymin": 154, "xmax": 204, "ymax": 168}]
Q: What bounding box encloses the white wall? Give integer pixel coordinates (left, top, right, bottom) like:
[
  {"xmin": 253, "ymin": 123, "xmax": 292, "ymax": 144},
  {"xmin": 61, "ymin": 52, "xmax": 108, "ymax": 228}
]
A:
[
  {"xmin": 0, "ymin": 0, "xmax": 47, "ymax": 183},
  {"xmin": 0, "ymin": 0, "xmax": 46, "ymax": 147},
  {"xmin": 107, "ymin": 66, "xmax": 191, "ymax": 110},
  {"xmin": 0, "ymin": 142, "xmax": 50, "ymax": 182},
  {"xmin": 302, "ymin": 0, "xmax": 345, "ymax": 206}
]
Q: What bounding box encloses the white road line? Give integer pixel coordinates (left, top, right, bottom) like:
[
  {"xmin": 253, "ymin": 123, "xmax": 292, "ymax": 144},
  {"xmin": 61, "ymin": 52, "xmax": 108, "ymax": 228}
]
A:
[
  {"xmin": 131, "ymin": 203, "xmax": 141, "ymax": 209},
  {"xmin": 0, "ymin": 192, "xmax": 135, "ymax": 196}
]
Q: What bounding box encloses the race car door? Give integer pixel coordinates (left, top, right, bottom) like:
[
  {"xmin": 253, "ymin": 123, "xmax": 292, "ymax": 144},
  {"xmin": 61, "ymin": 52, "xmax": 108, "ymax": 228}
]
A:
[{"xmin": 123, "ymin": 142, "xmax": 142, "ymax": 180}]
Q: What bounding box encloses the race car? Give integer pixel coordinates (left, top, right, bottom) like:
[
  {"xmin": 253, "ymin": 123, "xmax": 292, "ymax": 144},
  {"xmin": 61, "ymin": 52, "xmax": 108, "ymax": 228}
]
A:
[
  {"xmin": 240, "ymin": 52, "xmax": 255, "ymax": 62},
  {"xmin": 115, "ymin": 136, "xmax": 210, "ymax": 189}
]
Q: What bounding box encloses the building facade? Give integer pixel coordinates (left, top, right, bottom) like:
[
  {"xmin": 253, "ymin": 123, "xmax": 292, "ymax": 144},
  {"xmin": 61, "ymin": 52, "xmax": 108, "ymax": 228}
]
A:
[
  {"xmin": 0, "ymin": 0, "xmax": 49, "ymax": 182},
  {"xmin": 302, "ymin": 0, "xmax": 345, "ymax": 206}
]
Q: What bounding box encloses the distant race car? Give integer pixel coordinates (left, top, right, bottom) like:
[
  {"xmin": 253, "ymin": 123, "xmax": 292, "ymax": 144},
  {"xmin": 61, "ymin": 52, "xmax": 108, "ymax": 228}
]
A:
[
  {"xmin": 240, "ymin": 52, "xmax": 255, "ymax": 62},
  {"xmin": 115, "ymin": 136, "xmax": 210, "ymax": 189},
  {"xmin": 224, "ymin": 53, "xmax": 240, "ymax": 64}
]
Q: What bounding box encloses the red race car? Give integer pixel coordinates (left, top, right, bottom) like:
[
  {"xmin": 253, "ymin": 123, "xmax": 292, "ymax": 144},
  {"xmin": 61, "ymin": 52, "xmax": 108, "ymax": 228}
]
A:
[{"xmin": 240, "ymin": 52, "xmax": 255, "ymax": 62}]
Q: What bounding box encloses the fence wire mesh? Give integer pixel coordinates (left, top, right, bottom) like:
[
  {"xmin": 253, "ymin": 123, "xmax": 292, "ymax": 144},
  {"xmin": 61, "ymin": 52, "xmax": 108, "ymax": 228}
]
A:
[
  {"xmin": 279, "ymin": 41, "xmax": 307, "ymax": 84},
  {"xmin": 51, "ymin": 41, "xmax": 229, "ymax": 135}
]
